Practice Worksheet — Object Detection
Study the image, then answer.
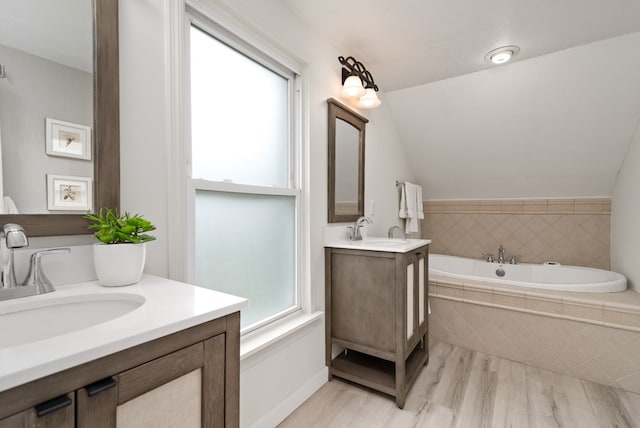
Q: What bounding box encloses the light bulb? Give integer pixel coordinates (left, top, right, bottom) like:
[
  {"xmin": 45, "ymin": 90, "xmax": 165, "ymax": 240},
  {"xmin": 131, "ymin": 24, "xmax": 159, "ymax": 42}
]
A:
[
  {"xmin": 357, "ymin": 88, "xmax": 382, "ymax": 109},
  {"xmin": 341, "ymin": 75, "xmax": 365, "ymax": 98},
  {"xmin": 491, "ymin": 51, "xmax": 512, "ymax": 64}
]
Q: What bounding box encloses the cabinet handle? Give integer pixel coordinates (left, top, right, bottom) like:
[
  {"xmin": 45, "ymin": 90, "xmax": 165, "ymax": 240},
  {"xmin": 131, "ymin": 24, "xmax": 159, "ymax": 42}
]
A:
[
  {"xmin": 415, "ymin": 252, "xmax": 422, "ymax": 257},
  {"xmin": 35, "ymin": 394, "xmax": 72, "ymax": 417},
  {"xmin": 86, "ymin": 376, "xmax": 117, "ymax": 396}
]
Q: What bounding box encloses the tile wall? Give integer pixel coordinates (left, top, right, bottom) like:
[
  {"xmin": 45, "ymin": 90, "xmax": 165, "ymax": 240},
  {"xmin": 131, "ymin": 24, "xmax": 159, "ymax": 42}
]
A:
[{"xmin": 422, "ymin": 198, "xmax": 611, "ymax": 269}]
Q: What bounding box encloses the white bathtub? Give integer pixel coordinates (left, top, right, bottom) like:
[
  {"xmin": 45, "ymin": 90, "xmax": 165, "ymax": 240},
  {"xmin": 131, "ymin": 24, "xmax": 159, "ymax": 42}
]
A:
[{"xmin": 429, "ymin": 254, "xmax": 627, "ymax": 293}]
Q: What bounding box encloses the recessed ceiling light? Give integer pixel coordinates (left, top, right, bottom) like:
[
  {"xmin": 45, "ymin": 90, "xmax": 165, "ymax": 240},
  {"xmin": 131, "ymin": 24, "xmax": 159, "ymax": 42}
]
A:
[{"xmin": 484, "ymin": 45, "xmax": 520, "ymax": 65}]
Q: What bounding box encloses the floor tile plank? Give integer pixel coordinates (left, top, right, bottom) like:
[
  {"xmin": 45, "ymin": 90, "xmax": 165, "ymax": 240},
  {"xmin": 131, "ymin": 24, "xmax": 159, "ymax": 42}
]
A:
[{"xmin": 279, "ymin": 341, "xmax": 640, "ymax": 428}]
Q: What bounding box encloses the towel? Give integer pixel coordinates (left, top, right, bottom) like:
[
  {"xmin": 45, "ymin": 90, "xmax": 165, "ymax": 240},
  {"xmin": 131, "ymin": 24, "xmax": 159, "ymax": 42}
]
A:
[
  {"xmin": 398, "ymin": 182, "xmax": 424, "ymax": 234},
  {"xmin": 0, "ymin": 196, "xmax": 18, "ymax": 214}
]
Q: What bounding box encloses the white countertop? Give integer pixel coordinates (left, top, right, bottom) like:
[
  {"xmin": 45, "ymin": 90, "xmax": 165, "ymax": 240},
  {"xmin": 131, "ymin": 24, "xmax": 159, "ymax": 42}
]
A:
[
  {"xmin": 0, "ymin": 275, "xmax": 247, "ymax": 392},
  {"xmin": 325, "ymin": 238, "xmax": 431, "ymax": 253}
]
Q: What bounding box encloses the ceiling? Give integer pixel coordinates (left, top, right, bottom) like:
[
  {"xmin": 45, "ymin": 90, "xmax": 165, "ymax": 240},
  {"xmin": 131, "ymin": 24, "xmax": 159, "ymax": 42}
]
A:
[
  {"xmin": 0, "ymin": 0, "xmax": 92, "ymax": 73},
  {"xmin": 281, "ymin": 0, "xmax": 640, "ymax": 91}
]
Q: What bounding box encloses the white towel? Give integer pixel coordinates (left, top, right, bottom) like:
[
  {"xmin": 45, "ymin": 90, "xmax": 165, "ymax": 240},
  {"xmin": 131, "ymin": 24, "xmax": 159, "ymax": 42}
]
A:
[
  {"xmin": 398, "ymin": 182, "xmax": 423, "ymax": 234},
  {"xmin": 3, "ymin": 196, "xmax": 18, "ymax": 214}
]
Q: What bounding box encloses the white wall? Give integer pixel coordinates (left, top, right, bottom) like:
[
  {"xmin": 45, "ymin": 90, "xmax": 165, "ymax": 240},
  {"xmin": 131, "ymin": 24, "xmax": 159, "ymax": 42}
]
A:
[
  {"xmin": 118, "ymin": 0, "xmax": 413, "ymax": 426},
  {"xmin": 612, "ymin": 120, "xmax": 640, "ymax": 291}
]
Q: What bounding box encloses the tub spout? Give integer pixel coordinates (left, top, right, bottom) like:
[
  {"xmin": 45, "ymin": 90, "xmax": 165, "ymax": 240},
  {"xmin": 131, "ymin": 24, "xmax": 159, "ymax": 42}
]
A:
[{"xmin": 497, "ymin": 245, "xmax": 505, "ymax": 264}]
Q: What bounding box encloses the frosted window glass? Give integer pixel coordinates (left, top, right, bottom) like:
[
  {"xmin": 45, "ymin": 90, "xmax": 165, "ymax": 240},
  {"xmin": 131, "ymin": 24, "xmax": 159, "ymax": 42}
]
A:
[
  {"xmin": 194, "ymin": 190, "xmax": 296, "ymax": 329},
  {"xmin": 190, "ymin": 26, "xmax": 289, "ymax": 187}
]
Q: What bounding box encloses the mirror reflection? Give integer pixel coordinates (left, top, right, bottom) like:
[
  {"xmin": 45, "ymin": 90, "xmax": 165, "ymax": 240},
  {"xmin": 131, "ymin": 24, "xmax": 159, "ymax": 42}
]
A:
[
  {"xmin": 327, "ymin": 98, "xmax": 368, "ymax": 223},
  {"xmin": 0, "ymin": 0, "xmax": 93, "ymax": 214},
  {"xmin": 334, "ymin": 118, "xmax": 360, "ymax": 215}
]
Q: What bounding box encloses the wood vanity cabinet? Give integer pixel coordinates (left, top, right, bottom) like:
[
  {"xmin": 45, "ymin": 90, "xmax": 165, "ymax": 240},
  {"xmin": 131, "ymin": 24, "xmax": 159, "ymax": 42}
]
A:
[
  {"xmin": 325, "ymin": 244, "xmax": 429, "ymax": 408},
  {"xmin": 0, "ymin": 312, "xmax": 240, "ymax": 428}
]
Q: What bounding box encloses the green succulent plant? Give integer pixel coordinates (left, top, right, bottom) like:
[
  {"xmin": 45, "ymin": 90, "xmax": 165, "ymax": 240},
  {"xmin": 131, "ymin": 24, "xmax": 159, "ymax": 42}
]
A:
[{"xmin": 85, "ymin": 208, "xmax": 156, "ymax": 244}]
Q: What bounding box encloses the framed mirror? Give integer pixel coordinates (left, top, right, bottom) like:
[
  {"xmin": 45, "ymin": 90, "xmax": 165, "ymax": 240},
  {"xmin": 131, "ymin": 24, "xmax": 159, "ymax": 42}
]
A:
[
  {"xmin": 0, "ymin": 0, "xmax": 119, "ymax": 236},
  {"xmin": 327, "ymin": 98, "xmax": 368, "ymax": 223}
]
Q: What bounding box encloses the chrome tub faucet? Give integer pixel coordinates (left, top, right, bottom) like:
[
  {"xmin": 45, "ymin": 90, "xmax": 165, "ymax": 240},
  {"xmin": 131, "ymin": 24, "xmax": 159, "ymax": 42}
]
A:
[{"xmin": 497, "ymin": 245, "xmax": 506, "ymax": 264}]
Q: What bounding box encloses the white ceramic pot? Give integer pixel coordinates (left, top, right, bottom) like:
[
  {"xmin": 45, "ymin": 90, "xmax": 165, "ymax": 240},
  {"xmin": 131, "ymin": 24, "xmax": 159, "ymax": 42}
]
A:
[{"xmin": 93, "ymin": 242, "xmax": 146, "ymax": 287}]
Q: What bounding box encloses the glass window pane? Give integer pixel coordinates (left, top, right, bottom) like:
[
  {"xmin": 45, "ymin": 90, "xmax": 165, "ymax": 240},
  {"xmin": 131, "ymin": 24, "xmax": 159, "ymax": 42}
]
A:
[
  {"xmin": 190, "ymin": 26, "xmax": 289, "ymax": 187},
  {"xmin": 194, "ymin": 190, "xmax": 296, "ymax": 329}
]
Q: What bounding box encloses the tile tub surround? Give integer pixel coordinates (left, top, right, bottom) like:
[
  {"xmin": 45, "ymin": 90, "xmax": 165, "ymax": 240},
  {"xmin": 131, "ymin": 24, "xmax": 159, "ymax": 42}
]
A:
[
  {"xmin": 422, "ymin": 198, "xmax": 611, "ymax": 270},
  {"xmin": 429, "ymin": 276, "xmax": 640, "ymax": 394}
]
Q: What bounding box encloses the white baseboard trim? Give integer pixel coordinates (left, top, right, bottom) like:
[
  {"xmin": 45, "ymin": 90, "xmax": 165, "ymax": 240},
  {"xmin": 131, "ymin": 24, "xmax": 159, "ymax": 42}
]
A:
[{"xmin": 249, "ymin": 367, "xmax": 328, "ymax": 428}]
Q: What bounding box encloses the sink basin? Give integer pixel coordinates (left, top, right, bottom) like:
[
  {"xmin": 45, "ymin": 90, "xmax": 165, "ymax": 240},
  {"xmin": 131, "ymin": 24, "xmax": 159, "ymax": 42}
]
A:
[{"xmin": 0, "ymin": 293, "xmax": 145, "ymax": 349}]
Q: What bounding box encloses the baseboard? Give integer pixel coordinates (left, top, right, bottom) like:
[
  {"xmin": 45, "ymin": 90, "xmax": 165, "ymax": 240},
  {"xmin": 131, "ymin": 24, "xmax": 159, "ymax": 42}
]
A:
[{"xmin": 249, "ymin": 367, "xmax": 328, "ymax": 428}]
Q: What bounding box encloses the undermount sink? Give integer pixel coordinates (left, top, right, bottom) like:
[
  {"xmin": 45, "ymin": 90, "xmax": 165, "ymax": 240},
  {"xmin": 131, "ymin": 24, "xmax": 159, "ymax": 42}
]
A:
[{"xmin": 0, "ymin": 293, "xmax": 145, "ymax": 349}]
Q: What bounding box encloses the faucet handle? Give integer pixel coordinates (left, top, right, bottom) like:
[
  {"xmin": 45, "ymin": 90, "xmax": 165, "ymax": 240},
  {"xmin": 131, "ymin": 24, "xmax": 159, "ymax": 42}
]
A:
[
  {"xmin": 509, "ymin": 255, "xmax": 521, "ymax": 265},
  {"xmin": 481, "ymin": 252, "xmax": 494, "ymax": 262},
  {"xmin": 22, "ymin": 248, "xmax": 71, "ymax": 294}
]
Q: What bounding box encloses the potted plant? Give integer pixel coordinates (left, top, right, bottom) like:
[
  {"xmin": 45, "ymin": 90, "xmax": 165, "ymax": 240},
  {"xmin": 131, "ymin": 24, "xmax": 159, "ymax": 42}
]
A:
[{"xmin": 85, "ymin": 209, "xmax": 156, "ymax": 287}]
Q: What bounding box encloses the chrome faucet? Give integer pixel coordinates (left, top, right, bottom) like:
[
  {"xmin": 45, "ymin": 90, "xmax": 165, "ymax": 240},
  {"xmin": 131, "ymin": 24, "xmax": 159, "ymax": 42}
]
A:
[
  {"xmin": 497, "ymin": 245, "xmax": 505, "ymax": 264},
  {"xmin": 22, "ymin": 248, "xmax": 71, "ymax": 294},
  {"xmin": 350, "ymin": 216, "xmax": 372, "ymax": 241},
  {"xmin": 1, "ymin": 223, "xmax": 29, "ymax": 289},
  {"xmin": 387, "ymin": 225, "xmax": 405, "ymax": 239}
]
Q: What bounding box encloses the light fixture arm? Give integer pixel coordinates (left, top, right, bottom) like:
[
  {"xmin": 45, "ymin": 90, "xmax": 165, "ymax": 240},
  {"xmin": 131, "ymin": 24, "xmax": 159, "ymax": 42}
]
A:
[{"xmin": 338, "ymin": 56, "xmax": 379, "ymax": 92}]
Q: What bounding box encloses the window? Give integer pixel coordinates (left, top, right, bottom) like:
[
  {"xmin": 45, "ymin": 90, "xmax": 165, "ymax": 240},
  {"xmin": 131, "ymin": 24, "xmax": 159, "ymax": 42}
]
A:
[{"xmin": 188, "ymin": 21, "xmax": 301, "ymax": 332}]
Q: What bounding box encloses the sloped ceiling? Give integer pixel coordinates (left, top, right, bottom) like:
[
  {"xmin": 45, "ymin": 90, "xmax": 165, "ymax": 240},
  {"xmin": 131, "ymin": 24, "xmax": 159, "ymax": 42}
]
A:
[
  {"xmin": 280, "ymin": 0, "xmax": 640, "ymax": 199},
  {"xmin": 385, "ymin": 33, "xmax": 640, "ymax": 199},
  {"xmin": 281, "ymin": 0, "xmax": 640, "ymax": 91}
]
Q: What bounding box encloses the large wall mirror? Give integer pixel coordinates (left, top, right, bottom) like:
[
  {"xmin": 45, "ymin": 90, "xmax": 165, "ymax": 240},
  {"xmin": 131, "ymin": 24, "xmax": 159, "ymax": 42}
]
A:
[
  {"xmin": 327, "ymin": 98, "xmax": 368, "ymax": 223},
  {"xmin": 0, "ymin": 0, "xmax": 119, "ymax": 236}
]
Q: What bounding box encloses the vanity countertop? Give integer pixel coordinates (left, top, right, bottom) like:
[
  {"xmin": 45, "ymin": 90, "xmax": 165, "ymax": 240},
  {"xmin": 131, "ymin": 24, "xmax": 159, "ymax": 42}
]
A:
[
  {"xmin": 0, "ymin": 275, "xmax": 247, "ymax": 392},
  {"xmin": 325, "ymin": 238, "xmax": 431, "ymax": 253}
]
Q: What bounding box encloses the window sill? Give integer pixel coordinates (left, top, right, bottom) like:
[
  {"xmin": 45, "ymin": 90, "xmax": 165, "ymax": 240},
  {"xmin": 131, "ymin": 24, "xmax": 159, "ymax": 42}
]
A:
[{"xmin": 240, "ymin": 310, "xmax": 324, "ymax": 360}]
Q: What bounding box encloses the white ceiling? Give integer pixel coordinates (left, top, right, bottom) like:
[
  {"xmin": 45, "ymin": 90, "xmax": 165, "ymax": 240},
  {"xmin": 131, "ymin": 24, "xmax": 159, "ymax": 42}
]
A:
[
  {"xmin": 0, "ymin": 0, "xmax": 92, "ymax": 73},
  {"xmin": 281, "ymin": 0, "xmax": 640, "ymax": 199},
  {"xmin": 281, "ymin": 0, "xmax": 640, "ymax": 91}
]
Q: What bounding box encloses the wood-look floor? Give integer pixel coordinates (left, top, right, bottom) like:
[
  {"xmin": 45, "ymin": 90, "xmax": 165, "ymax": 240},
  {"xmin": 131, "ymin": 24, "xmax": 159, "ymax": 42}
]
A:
[{"xmin": 279, "ymin": 341, "xmax": 640, "ymax": 428}]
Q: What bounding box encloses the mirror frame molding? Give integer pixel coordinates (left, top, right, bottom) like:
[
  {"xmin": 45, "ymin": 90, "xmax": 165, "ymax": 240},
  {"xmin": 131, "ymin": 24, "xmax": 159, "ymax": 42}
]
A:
[
  {"xmin": 1, "ymin": 0, "xmax": 120, "ymax": 237},
  {"xmin": 327, "ymin": 98, "xmax": 368, "ymax": 223}
]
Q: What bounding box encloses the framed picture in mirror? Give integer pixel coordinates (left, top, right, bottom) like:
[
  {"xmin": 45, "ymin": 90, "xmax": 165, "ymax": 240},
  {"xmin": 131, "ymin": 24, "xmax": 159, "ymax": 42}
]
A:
[
  {"xmin": 47, "ymin": 174, "xmax": 93, "ymax": 211},
  {"xmin": 45, "ymin": 117, "xmax": 92, "ymax": 160}
]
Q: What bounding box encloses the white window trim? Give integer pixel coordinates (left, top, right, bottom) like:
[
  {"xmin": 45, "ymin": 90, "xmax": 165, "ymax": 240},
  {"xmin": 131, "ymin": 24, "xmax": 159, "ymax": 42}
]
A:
[{"xmin": 169, "ymin": 0, "xmax": 311, "ymax": 338}]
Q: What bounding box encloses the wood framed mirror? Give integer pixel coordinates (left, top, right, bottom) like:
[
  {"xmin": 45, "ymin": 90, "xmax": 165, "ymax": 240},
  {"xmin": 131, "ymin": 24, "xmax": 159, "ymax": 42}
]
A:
[
  {"xmin": 327, "ymin": 98, "xmax": 368, "ymax": 223},
  {"xmin": 0, "ymin": 0, "xmax": 119, "ymax": 237}
]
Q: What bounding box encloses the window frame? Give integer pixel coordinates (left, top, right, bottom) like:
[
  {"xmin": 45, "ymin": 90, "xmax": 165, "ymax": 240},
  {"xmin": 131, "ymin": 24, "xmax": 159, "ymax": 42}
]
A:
[{"xmin": 185, "ymin": 11, "xmax": 304, "ymax": 335}]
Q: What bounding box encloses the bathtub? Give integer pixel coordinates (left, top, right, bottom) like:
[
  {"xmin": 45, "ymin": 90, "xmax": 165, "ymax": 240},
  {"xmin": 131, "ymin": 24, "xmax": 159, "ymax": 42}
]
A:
[{"xmin": 429, "ymin": 254, "xmax": 626, "ymax": 293}]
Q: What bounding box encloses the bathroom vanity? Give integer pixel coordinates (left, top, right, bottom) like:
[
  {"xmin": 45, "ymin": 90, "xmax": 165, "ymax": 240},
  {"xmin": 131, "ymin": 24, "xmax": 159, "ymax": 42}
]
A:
[
  {"xmin": 0, "ymin": 276, "xmax": 247, "ymax": 427},
  {"xmin": 325, "ymin": 238, "xmax": 430, "ymax": 408}
]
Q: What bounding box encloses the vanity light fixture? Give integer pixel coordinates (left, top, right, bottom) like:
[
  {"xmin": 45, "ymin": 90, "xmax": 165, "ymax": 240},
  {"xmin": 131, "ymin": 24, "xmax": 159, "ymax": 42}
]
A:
[
  {"xmin": 484, "ymin": 45, "xmax": 520, "ymax": 65},
  {"xmin": 338, "ymin": 56, "xmax": 382, "ymax": 109}
]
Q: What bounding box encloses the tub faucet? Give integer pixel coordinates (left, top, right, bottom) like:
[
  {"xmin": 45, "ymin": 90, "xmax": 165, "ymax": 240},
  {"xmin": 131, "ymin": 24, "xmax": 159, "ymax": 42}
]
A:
[
  {"xmin": 497, "ymin": 245, "xmax": 505, "ymax": 264},
  {"xmin": 1, "ymin": 223, "xmax": 29, "ymax": 289},
  {"xmin": 350, "ymin": 216, "xmax": 372, "ymax": 241}
]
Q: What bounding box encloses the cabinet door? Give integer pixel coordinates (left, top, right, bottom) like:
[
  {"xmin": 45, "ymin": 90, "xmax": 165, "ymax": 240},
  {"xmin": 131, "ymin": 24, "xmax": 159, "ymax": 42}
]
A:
[
  {"xmin": 76, "ymin": 337, "xmax": 227, "ymax": 428},
  {"xmin": 405, "ymin": 246, "xmax": 428, "ymax": 346},
  {"xmin": 406, "ymin": 260, "xmax": 415, "ymax": 341},
  {"xmin": 0, "ymin": 393, "xmax": 74, "ymax": 428},
  {"xmin": 417, "ymin": 249, "xmax": 426, "ymax": 328}
]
